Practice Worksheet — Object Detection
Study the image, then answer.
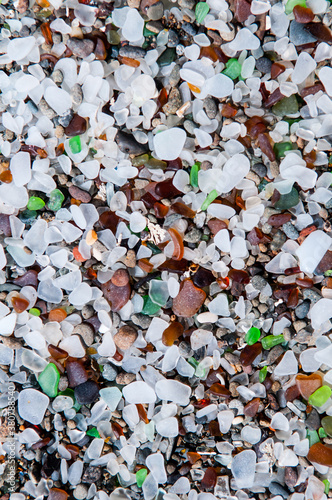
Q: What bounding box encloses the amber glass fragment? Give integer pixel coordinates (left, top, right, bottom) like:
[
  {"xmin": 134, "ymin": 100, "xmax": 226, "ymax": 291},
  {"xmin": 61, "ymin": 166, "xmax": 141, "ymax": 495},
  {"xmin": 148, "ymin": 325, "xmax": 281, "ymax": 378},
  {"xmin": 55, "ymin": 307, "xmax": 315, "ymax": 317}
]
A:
[
  {"xmin": 94, "ymin": 38, "xmax": 107, "ymax": 60},
  {"xmin": 284, "ymin": 266, "xmax": 301, "ymax": 276},
  {"xmin": 49, "ymin": 308, "xmax": 67, "ymax": 322},
  {"xmin": 11, "ymin": 295, "xmax": 29, "ymax": 313},
  {"xmin": 112, "ymin": 421, "xmax": 124, "ymax": 438},
  {"xmin": 208, "ymin": 383, "xmax": 231, "ymax": 398},
  {"xmin": 48, "ymin": 344, "xmax": 68, "ymax": 360},
  {"xmin": 172, "ymin": 202, "xmax": 196, "ymax": 218},
  {"xmin": 162, "ymin": 322, "xmax": 184, "ymax": 346},
  {"xmin": 136, "ymin": 404, "xmax": 149, "ymax": 423},
  {"xmin": 187, "ymin": 452, "xmax": 201, "ymax": 464},
  {"xmin": 293, "ymin": 5, "xmax": 314, "ymax": 23},
  {"xmin": 41, "ymin": 22, "xmax": 53, "ymax": 45},
  {"xmin": 31, "ymin": 437, "xmax": 51, "ymax": 450},
  {"xmin": 271, "ymin": 63, "xmax": 286, "ymax": 79},
  {"xmin": 200, "ymin": 45, "xmax": 218, "ymax": 62},
  {"xmin": 221, "ymin": 103, "xmax": 238, "ymax": 118},
  {"xmin": 217, "ymin": 277, "xmax": 230, "ymax": 290},
  {"xmin": 245, "ymin": 116, "xmax": 266, "ymax": 139},
  {"xmin": 156, "ymin": 88, "xmax": 168, "ymax": 111},
  {"xmin": 265, "ymin": 88, "xmax": 284, "ymax": 108},
  {"xmin": 66, "ymin": 443, "xmax": 80, "ymax": 460},
  {"xmin": 0, "ymin": 170, "xmax": 13, "ymax": 183},
  {"xmin": 99, "ymin": 210, "xmax": 120, "ymax": 233},
  {"xmin": 188, "ymin": 82, "xmax": 201, "ymax": 93},
  {"xmin": 305, "ymin": 22, "xmax": 332, "ymax": 43},
  {"xmin": 154, "ymin": 202, "xmax": 169, "ymax": 218},
  {"xmin": 168, "ymin": 227, "xmax": 185, "ymax": 261},
  {"xmin": 101, "ymin": 275, "xmax": 131, "ymax": 312},
  {"xmin": 138, "ymin": 258, "xmax": 154, "ymax": 273},
  {"xmin": 296, "ymin": 373, "xmax": 322, "ymax": 400},
  {"xmin": 209, "ymin": 420, "xmax": 221, "ymax": 437},
  {"xmin": 118, "ymin": 55, "xmax": 140, "ymax": 67},
  {"xmin": 155, "ymin": 178, "xmax": 181, "ymax": 198},
  {"xmin": 287, "ymin": 288, "xmax": 299, "ymax": 308},
  {"xmin": 307, "ymin": 442, "xmax": 332, "ymax": 466},
  {"xmin": 193, "ymin": 267, "xmax": 215, "ymax": 288},
  {"xmin": 240, "ymin": 342, "xmax": 262, "ymax": 366},
  {"xmin": 201, "ymin": 467, "xmax": 217, "ymax": 491},
  {"xmin": 244, "ymin": 398, "xmax": 260, "ymax": 417},
  {"xmin": 172, "ymin": 279, "xmax": 206, "ymax": 317}
]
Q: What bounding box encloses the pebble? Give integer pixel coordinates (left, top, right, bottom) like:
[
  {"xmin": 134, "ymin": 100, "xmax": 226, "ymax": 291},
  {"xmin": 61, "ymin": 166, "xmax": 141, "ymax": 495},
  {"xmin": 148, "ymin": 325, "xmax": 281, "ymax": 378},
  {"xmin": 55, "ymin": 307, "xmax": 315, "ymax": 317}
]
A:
[
  {"xmin": 252, "ymin": 163, "xmax": 267, "ymax": 178},
  {"xmin": 71, "ymin": 84, "xmax": 83, "ymax": 107},
  {"xmin": 74, "ymin": 380, "xmax": 100, "ymax": 405},
  {"xmin": 203, "ymin": 97, "xmax": 218, "ymax": 119},
  {"xmin": 73, "ymin": 485, "xmax": 88, "ymax": 500},
  {"xmin": 163, "ymin": 88, "xmax": 182, "ymax": 115},
  {"xmin": 102, "ymin": 363, "xmax": 118, "ymax": 381},
  {"xmin": 119, "ymin": 45, "xmax": 146, "ymax": 59},
  {"xmin": 39, "ymin": 98, "xmax": 57, "ymax": 119},
  {"xmin": 295, "ymin": 300, "xmax": 310, "ymax": 320},
  {"xmin": 255, "ymin": 57, "xmax": 272, "ymax": 74},
  {"xmin": 82, "ymin": 466, "xmax": 102, "ymax": 484},
  {"xmin": 113, "ymin": 325, "xmax": 137, "ymax": 350},
  {"xmin": 169, "ymin": 64, "xmax": 181, "ymax": 87},
  {"xmin": 167, "ymin": 30, "xmax": 180, "ymax": 48},
  {"xmin": 67, "ymin": 38, "xmax": 95, "ymax": 58},
  {"xmin": 52, "ymin": 69, "xmax": 64, "ymax": 84},
  {"xmin": 146, "ymin": 1, "xmax": 164, "ymax": 20},
  {"xmin": 69, "ymin": 185, "xmax": 91, "ymax": 203}
]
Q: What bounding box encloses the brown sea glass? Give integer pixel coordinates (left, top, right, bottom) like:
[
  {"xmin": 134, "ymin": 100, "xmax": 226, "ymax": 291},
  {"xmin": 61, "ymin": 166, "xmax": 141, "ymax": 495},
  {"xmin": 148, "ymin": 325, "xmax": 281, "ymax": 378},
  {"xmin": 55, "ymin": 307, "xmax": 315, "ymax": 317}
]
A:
[
  {"xmin": 240, "ymin": 343, "xmax": 262, "ymax": 366},
  {"xmin": 162, "ymin": 322, "xmax": 184, "ymax": 346},
  {"xmin": 102, "ymin": 270, "xmax": 131, "ymax": 311},
  {"xmin": 66, "ymin": 358, "xmax": 89, "ymax": 387},
  {"xmin": 244, "ymin": 398, "xmax": 260, "ymax": 417},
  {"xmin": 307, "ymin": 442, "xmax": 332, "ymax": 466},
  {"xmin": 296, "ymin": 373, "xmax": 322, "ymax": 400}
]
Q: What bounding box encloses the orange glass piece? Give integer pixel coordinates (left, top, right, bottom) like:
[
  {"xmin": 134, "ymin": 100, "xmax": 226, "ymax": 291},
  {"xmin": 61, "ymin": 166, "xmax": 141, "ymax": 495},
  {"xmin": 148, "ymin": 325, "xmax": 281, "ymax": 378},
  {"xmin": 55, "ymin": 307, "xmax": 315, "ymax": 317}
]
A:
[
  {"xmin": 271, "ymin": 62, "xmax": 286, "ymax": 79},
  {"xmin": 94, "ymin": 38, "xmax": 107, "ymax": 60},
  {"xmin": 156, "ymin": 88, "xmax": 168, "ymax": 111},
  {"xmin": 0, "ymin": 170, "xmax": 13, "ymax": 183},
  {"xmin": 307, "ymin": 442, "xmax": 332, "ymax": 466},
  {"xmin": 188, "ymin": 82, "xmax": 201, "ymax": 94},
  {"xmin": 200, "ymin": 45, "xmax": 218, "ymax": 62},
  {"xmin": 136, "ymin": 404, "xmax": 149, "ymax": 423},
  {"xmin": 208, "ymin": 383, "xmax": 231, "ymax": 398},
  {"xmin": 73, "ymin": 246, "xmax": 86, "ymax": 262},
  {"xmin": 217, "ymin": 277, "xmax": 230, "ymax": 290},
  {"xmin": 36, "ymin": 0, "xmax": 51, "ymax": 7},
  {"xmin": 41, "ymin": 22, "xmax": 53, "ymax": 45},
  {"xmin": 55, "ymin": 143, "xmax": 65, "ymax": 157},
  {"xmin": 162, "ymin": 321, "xmax": 184, "ymax": 346},
  {"xmin": 49, "ymin": 308, "xmax": 67, "ymax": 322},
  {"xmin": 138, "ymin": 258, "xmax": 154, "ymax": 273},
  {"xmin": 118, "ymin": 55, "xmax": 140, "ymax": 67},
  {"xmin": 172, "ymin": 202, "xmax": 196, "ymax": 218},
  {"xmin": 66, "ymin": 443, "xmax": 80, "ymax": 460},
  {"xmin": 240, "ymin": 342, "xmax": 262, "ymax": 366},
  {"xmin": 112, "ymin": 421, "xmax": 124, "ymax": 438},
  {"xmin": 11, "ymin": 295, "xmax": 29, "ymax": 313},
  {"xmin": 296, "ymin": 373, "xmax": 322, "ymax": 400},
  {"xmin": 245, "ymin": 116, "xmax": 266, "ymax": 139},
  {"xmin": 48, "ymin": 344, "xmax": 68, "ymax": 360},
  {"xmin": 172, "ymin": 279, "xmax": 206, "ymax": 317},
  {"xmin": 293, "ymin": 4, "xmax": 314, "ymax": 23},
  {"xmin": 244, "ymin": 398, "xmax": 260, "ymax": 417},
  {"xmin": 221, "ymin": 103, "xmax": 238, "ymax": 118},
  {"xmin": 168, "ymin": 227, "xmax": 184, "ymax": 261},
  {"xmin": 154, "ymin": 202, "xmax": 169, "ymax": 218},
  {"xmin": 187, "ymin": 452, "xmax": 201, "ymax": 464}
]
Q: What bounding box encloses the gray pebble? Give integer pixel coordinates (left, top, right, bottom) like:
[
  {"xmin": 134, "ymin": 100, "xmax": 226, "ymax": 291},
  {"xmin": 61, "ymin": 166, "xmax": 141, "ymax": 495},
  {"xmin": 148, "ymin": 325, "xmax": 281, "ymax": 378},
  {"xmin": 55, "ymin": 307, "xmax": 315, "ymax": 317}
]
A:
[
  {"xmin": 306, "ymin": 407, "xmax": 320, "ymax": 430},
  {"xmin": 203, "ymin": 97, "xmax": 217, "ymax": 119},
  {"xmin": 269, "ymin": 482, "xmax": 289, "ymax": 499},
  {"xmin": 146, "ymin": 20, "xmax": 163, "ymax": 33},
  {"xmin": 73, "ymin": 323, "xmax": 94, "ymax": 346},
  {"xmin": 119, "ymin": 45, "xmax": 146, "ymax": 59},
  {"xmin": 67, "ymin": 37, "xmax": 95, "ymax": 58},
  {"xmin": 182, "ymin": 22, "xmax": 197, "ymax": 36},
  {"xmin": 255, "ymin": 57, "xmax": 272, "ymax": 74},
  {"xmin": 169, "ymin": 64, "xmax": 181, "ymax": 87},
  {"xmin": 282, "ymin": 221, "xmax": 299, "ymax": 240},
  {"xmin": 147, "ymin": 1, "xmax": 164, "ymax": 20},
  {"xmin": 71, "ymin": 83, "xmax": 83, "ymax": 107},
  {"xmin": 184, "ymin": 119, "xmax": 198, "ymax": 135},
  {"xmin": 252, "ymin": 162, "xmax": 267, "ymax": 178},
  {"xmin": 58, "ymin": 109, "xmax": 74, "ymax": 127},
  {"xmin": 74, "ymin": 485, "xmax": 88, "ymax": 500},
  {"xmin": 163, "ymin": 87, "xmax": 182, "ymax": 115},
  {"xmin": 82, "ymin": 466, "xmax": 102, "ymax": 484},
  {"xmin": 295, "ymin": 299, "xmax": 310, "ymax": 319},
  {"xmin": 131, "ymin": 313, "xmax": 152, "ymax": 329},
  {"xmin": 51, "ymin": 69, "xmax": 63, "ymax": 84},
  {"xmin": 39, "ymin": 98, "xmax": 56, "ymax": 119},
  {"xmin": 82, "ymin": 305, "xmax": 94, "ymax": 320}
]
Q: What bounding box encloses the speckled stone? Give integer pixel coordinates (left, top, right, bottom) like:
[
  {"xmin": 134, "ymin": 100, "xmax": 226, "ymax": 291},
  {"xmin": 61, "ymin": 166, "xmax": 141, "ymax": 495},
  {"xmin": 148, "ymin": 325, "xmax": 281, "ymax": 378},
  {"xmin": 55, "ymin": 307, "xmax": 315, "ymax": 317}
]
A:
[{"xmin": 282, "ymin": 222, "xmax": 299, "ymax": 240}]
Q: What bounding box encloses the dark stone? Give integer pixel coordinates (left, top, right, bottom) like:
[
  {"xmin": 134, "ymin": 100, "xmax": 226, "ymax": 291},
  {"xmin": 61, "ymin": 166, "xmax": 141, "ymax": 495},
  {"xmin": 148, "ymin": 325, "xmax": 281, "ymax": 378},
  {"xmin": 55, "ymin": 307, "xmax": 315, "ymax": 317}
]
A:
[
  {"xmin": 115, "ymin": 130, "xmax": 148, "ymax": 155},
  {"xmin": 67, "ymin": 38, "xmax": 95, "ymax": 58},
  {"xmin": 168, "ymin": 29, "xmax": 179, "ymax": 48},
  {"xmin": 69, "ymin": 185, "xmax": 91, "ymax": 203},
  {"xmin": 119, "ymin": 45, "xmax": 146, "ymax": 59},
  {"xmin": 256, "ymin": 57, "xmax": 272, "ymax": 74},
  {"xmin": 82, "ymin": 466, "xmax": 102, "ymax": 484},
  {"xmin": 182, "ymin": 22, "xmax": 197, "ymax": 36},
  {"xmin": 306, "ymin": 408, "xmax": 320, "ymax": 430},
  {"xmin": 284, "ymin": 467, "xmax": 298, "ymax": 489},
  {"xmin": 74, "ymin": 380, "xmax": 99, "ymax": 405},
  {"xmin": 295, "ymin": 299, "xmax": 310, "ymax": 319}
]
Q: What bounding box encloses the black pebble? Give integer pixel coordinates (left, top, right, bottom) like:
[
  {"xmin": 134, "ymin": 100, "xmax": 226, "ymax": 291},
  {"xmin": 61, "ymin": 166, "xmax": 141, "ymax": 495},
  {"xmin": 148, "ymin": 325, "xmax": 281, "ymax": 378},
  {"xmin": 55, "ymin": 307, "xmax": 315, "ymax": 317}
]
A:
[{"xmin": 74, "ymin": 380, "xmax": 100, "ymax": 405}]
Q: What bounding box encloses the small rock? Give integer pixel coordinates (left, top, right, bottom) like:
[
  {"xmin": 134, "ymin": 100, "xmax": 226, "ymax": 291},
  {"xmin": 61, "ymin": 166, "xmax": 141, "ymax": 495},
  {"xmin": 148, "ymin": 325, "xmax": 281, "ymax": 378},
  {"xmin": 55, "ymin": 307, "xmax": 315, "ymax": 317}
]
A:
[
  {"xmin": 73, "ymin": 485, "xmax": 88, "ymax": 500},
  {"xmin": 270, "ymin": 230, "xmax": 287, "ymax": 251},
  {"xmin": 203, "ymin": 97, "xmax": 218, "ymax": 119},
  {"xmin": 252, "ymin": 163, "xmax": 267, "ymax": 177},
  {"xmin": 58, "ymin": 109, "xmax": 74, "ymax": 127},
  {"xmin": 303, "ymin": 288, "xmax": 321, "ymax": 304},
  {"xmin": 146, "ymin": 1, "xmax": 164, "ymax": 20},
  {"xmin": 113, "ymin": 325, "xmax": 137, "ymax": 351},
  {"xmin": 255, "ymin": 57, "xmax": 272, "ymax": 74},
  {"xmin": 168, "ymin": 29, "xmax": 180, "ymax": 48},
  {"xmin": 295, "ymin": 299, "xmax": 310, "ymax": 320},
  {"xmin": 131, "ymin": 313, "xmax": 152, "ymax": 329},
  {"xmin": 39, "ymin": 98, "xmax": 56, "ymax": 119},
  {"xmin": 116, "ymin": 372, "xmax": 136, "ymax": 385},
  {"xmin": 52, "ymin": 69, "xmax": 63, "ymax": 84},
  {"xmin": 74, "ymin": 380, "xmax": 99, "ymax": 405},
  {"xmin": 163, "ymin": 87, "xmax": 182, "ymax": 115},
  {"xmin": 119, "ymin": 45, "xmax": 146, "ymax": 59},
  {"xmin": 146, "ymin": 21, "xmax": 163, "ymax": 33},
  {"xmin": 169, "ymin": 64, "xmax": 181, "ymax": 87},
  {"xmin": 67, "ymin": 38, "xmax": 94, "ymax": 58},
  {"xmin": 184, "ymin": 227, "xmax": 202, "ymax": 243},
  {"xmin": 69, "ymin": 185, "xmax": 91, "ymax": 203},
  {"xmin": 306, "ymin": 408, "xmax": 320, "ymax": 430},
  {"xmin": 284, "ymin": 467, "xmax": 298, "ymax": 489},
  {"xmin": 102, "ymin": 364, "xmax": 118, "ymax": 381},
  {"xmin": 82, "ymin": 466, "xmax": 102, "ymax": 484},
  {"xmin": 73, "ymin": 323, "xmax": 94, "ymax": 346},
  {"xmin": 71, "ymin": 84, "xmax": 83, "ymax": 107}
]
